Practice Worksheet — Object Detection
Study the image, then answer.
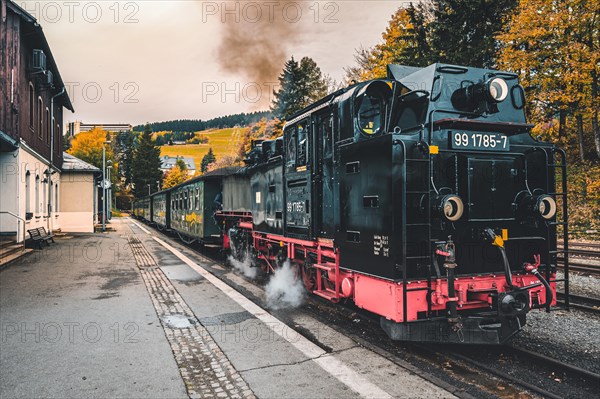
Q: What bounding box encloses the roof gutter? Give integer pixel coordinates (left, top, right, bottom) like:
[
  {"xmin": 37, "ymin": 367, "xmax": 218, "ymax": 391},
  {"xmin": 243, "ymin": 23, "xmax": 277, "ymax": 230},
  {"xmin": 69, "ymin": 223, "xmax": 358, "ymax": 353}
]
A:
[{"xmin": 47, "ymin": 87, "xmax": 65, "ymax": 229}]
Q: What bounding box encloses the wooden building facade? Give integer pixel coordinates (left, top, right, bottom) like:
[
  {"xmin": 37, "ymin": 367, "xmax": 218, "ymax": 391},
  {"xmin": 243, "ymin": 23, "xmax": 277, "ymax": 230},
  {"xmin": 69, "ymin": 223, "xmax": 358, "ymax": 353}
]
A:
[{"xmin": 1, "ymin": 0, "xmax": 74, "ymax": 242}]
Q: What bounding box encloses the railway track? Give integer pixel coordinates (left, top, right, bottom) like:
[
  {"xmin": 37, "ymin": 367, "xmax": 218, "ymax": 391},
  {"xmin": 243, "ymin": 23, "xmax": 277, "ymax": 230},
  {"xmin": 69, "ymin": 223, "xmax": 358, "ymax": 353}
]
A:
[
  {"xmin": 557, "ymin": 259, "xmax": 600, "ymax": 275},
  {"xmin": 557, "ymin": 292, "xmax": 600, "ymax": 313},
  {"xmin": 144, "ymin": 222, "xmax": 600, "ymax": 398},
  {"xmin": 433, "ymin": 345, "xmax": 600, "ymax": 399}
]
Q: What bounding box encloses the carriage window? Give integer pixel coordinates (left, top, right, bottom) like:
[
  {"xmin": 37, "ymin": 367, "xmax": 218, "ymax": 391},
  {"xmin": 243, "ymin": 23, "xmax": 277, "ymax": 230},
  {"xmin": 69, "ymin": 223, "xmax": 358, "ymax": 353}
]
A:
[
  {"xmin": 357, "ymin": 94, "xmax": 383, "ymax": 135},
  {"xmin": 179, "ymin": 193, "xmax": 183, "ymax": 210},
  {"xmin": 188, "ymin": 190, "xmax": 192, "ymax": 209},
  {"xmin": 297, "ymin": 121, "xmax": 308, "ymax": 166},
  {"xmin": 195, "ymin": 188, "xmax": 200, "ymax": 210},
  {"xmin": 286, "ymin": 128, "xmax": 296, "ymax": 168}
]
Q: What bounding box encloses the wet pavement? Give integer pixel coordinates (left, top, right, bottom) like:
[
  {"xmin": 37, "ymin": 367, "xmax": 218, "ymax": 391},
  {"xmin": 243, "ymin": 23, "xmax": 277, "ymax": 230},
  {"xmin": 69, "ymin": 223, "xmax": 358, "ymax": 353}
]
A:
[{"xmin": 1, "ymin": 218, "xmax": 456, "ymax": 398}]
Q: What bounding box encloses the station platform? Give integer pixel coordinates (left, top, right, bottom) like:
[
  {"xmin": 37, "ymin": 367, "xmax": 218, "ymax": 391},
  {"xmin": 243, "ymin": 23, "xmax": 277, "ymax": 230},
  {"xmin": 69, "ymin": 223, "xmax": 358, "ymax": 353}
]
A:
[{"xmin": 0, "ymin": 218, "xmax": 457, "ymax": 398}]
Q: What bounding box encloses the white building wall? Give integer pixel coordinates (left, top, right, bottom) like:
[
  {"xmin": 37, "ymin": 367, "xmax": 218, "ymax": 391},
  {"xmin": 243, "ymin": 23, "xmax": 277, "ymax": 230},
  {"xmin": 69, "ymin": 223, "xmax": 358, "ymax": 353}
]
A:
[{"xmin": 0, "ymin": 146, "xmax": 60, "ymax": 243}]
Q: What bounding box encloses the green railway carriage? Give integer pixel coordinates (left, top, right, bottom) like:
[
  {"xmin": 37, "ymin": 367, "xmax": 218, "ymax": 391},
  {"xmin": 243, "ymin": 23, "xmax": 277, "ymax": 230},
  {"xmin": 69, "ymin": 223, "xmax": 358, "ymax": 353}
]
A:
[
  {"xmin": 151, "ymin": 191, "xmax": 170, "ymax": 229},
  {"xmin": 169, "ymin": 176, "xmax": 222, "ymax": 242},
  {"xmin": 133, "ymin": 197, "xmax": 151, "ymax": 220}
]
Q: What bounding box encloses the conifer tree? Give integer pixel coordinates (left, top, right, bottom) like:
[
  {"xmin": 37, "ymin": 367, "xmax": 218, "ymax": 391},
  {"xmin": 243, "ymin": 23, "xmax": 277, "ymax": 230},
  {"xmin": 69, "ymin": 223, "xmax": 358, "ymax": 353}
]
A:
[
  {"xmin": 201, "ymin": 148, "xmax": 216, "ymax": 172},
  {"xmin": 131, "ymin": 124, "xmax": 163, "ymax": 198},
  {"xmin": 271, "ymin": 56, "xmax": 328, "ymax": 120}
]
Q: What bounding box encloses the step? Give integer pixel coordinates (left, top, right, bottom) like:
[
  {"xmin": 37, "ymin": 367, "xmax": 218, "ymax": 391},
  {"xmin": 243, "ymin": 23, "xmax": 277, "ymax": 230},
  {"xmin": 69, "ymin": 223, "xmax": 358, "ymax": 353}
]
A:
[
  {"xmin": 313, "ymin": 289, "xmax": 338, "ymax": 301},
  {"xmin": 0, "ymin": 239, "xmax": 17, "ymax": 249},
  {"xmin": 0, "ymin": 243, "xmax": 23, "ymax": 259},
  {"xmin": 313, "ymin": 262, "xmax": 336, "ymax": 272},
  {"xmin": 0, "ymin": 248, "xmax": 33, "ymax": 268}
]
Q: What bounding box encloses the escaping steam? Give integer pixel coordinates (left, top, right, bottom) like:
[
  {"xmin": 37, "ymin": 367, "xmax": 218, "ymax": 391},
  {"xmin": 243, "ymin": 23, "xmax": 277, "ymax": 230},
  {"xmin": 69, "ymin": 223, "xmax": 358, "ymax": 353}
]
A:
[
  {"xmin": 265, "ymin": 260, "xmax": 305, "ymax": 309},
  {"xmin": 228, "ymin": 255, "xmax": 257, "ymax": 279},
  {"xmin": 216, "ymin": 1, "xmax": 302, "ymax": 106}
]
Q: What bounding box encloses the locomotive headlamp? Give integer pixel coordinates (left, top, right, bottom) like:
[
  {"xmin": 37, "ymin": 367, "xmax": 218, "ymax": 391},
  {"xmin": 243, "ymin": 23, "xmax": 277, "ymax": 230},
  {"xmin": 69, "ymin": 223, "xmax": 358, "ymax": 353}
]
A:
[
  {"xmin": 451, "ymin": 77, "xmax": 509, "ymax": 113},
  {"xmin": 516, "ymin": 193, "xmax": 557, "ymax": 220},
  {"xmin": 535, "ymin": 195, "xmax": 557, "ymax": 220},
  {"xmin": 436, "ymin": 194, "xmax": 464, "ymax": 221},
  {"xmin": 486, "ymin": 77, "xmax": 509, "ymax": 103}
]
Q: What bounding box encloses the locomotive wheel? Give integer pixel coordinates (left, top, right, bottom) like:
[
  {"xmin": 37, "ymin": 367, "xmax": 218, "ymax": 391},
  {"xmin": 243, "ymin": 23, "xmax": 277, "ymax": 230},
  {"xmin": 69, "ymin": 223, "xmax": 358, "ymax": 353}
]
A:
[{"xmin": 301, "ymin": 263, "xmax": 317, "ymax": 292}]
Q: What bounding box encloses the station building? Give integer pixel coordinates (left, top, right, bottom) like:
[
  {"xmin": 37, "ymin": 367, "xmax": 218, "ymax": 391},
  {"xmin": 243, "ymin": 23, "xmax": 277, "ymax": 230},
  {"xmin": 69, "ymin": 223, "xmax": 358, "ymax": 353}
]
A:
[{"xmin": 0, "ymin": 0, "xmax": 79, "ymax": 243}]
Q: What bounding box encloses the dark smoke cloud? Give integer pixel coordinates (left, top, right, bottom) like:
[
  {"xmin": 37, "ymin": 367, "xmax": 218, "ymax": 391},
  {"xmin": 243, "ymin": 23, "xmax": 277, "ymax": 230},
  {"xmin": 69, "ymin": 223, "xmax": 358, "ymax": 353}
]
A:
[{"xmin": 216, "ymin": 1, "xmax": 302, "ymax": 106}]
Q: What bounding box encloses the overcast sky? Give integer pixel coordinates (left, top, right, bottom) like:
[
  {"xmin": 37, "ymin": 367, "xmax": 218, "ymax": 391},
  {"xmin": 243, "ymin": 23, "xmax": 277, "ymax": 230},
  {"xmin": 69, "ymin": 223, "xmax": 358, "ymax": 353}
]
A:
[{"xmin": 21, "ymin": 1, "xmax": 401, "ymax": 125}]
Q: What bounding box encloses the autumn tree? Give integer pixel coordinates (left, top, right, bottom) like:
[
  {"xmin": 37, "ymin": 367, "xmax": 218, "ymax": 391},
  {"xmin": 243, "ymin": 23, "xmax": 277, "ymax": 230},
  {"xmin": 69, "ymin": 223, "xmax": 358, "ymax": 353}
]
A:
[
  {"xmin": 345, "ymin": 4, "xmax": 433, "ymax": 81},
  {"xmin": 201, "ymin": 148, "xmax": 216, "ymax": 172},
  {"xmin": 67, "ymin": 127, "xmax": 115, "ymax": 169},
  {"xmin": 497, "ymin": 0, "xmax": 600, "ymax": 160},
  {"xmin": 207, "ymin": 155, "xmax": 239, "ymax": 172},
  {"xmin": 272, "ymin": 56, "xmax": 328, "ymax": 120},
  {"xmin": 131, "ymin": 124, "xmax": 163, "ymax": 198},
  {"xmin": 162, "ymin": 165, "xmax": 188, "ymax": 189},
  {"xmin": 346, "ymin": 0, "xmax": 516, "ymax": 81},
  {"xmin": 239, "ymin": 117, "xmax": 283, "ymax": 157}
]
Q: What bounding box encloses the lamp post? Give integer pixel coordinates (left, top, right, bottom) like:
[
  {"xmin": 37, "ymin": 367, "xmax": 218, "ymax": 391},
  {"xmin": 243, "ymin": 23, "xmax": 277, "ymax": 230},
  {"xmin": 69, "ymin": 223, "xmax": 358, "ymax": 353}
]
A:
[
  {"xmin": 107, "ymin": 165, "xmax": 113, "ymax": 221},
  {"xmin": 147, "ymin": 184, "xmax": 151, "ymax": 196},
  {"xmin": 102, "ymin": 140, "xmax": 111, "ymax": 232},
  {"xmin": 156, "ymin": 180, "xmax": 161, "ymax": 192}
]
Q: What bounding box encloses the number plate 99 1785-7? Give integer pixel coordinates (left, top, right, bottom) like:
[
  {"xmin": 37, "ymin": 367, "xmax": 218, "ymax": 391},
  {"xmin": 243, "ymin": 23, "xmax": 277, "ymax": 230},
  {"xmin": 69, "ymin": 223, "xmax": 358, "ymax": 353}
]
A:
[{"xmin": 449, "ymin": 131, "xmax": 510, "ymax": 151}]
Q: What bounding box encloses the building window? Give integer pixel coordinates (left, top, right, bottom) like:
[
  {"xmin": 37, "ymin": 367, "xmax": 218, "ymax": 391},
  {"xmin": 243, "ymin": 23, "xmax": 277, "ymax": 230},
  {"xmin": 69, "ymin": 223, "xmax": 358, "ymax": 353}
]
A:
[
  {"xmin": 45, "ymin": 108, "xmax": 50, "ymax": 144},
  {"xmin": 25, "ymin": 171, "xmax": 31, "ymax": 217},
  {"xmin": 37, "ymin": 98, "xmax": 43, "ymax": 138},
  {"xmin": 29, "ymin": 84, "xmax": 34, "ymax": 129},
  {"xmin": 35, "ymin": 175, "xmax": 40, "ymax": 214}
]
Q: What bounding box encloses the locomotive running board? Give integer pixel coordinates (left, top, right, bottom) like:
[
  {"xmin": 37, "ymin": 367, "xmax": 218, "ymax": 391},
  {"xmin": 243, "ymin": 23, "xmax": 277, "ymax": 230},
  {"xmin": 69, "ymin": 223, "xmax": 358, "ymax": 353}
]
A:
[{"xmin": 380, "ymin": 315, "xmax": 525, "ymax": 345}]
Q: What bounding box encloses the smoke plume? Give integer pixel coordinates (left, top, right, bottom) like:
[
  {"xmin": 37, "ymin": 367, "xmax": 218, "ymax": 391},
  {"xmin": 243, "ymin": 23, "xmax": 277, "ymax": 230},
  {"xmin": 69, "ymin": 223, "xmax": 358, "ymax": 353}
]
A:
[
  {"xmin": 216, "ymin": 2, "xmax": 302, "ymax": 106},
  {"xmin": 265, "ymin": 260, "xmax": 305, "ymax": 309},
  {"xmin": 228, "ymin": 255, "xmax": 258, "ymax": 279}
]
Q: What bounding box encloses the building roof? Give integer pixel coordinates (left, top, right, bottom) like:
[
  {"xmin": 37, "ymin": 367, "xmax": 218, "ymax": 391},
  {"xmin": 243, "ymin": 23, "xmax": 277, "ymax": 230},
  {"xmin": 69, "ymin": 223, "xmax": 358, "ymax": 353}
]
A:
[
  {"xmin": 160, "ymin": 155, "xmax": 196, "ymax": 171},
  {"xmin": 6, "ymin": 0, "xmax": 74, "ymax": 112},
  {"xmin": 62, "ymin": 152, "xmax": 101, "ymax": 173}
]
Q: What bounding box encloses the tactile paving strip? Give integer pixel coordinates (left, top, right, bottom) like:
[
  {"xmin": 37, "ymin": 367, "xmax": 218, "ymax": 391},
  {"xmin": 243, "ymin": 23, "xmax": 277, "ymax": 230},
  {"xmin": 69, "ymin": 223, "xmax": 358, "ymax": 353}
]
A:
[{"xmin": 127, "ymin": 235, "xmax": 255, "ymax": 398}]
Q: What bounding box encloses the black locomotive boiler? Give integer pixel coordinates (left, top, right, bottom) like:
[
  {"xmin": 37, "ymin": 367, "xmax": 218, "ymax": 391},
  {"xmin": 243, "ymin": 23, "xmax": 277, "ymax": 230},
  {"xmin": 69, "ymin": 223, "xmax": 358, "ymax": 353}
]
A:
[{"xmin": 135, "ymin": 63, "xmax": 569, "ymax": 344}]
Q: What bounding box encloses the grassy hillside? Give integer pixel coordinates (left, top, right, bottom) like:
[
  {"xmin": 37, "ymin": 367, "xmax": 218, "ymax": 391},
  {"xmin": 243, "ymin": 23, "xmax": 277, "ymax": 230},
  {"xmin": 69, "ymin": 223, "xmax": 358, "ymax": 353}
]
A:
[{"xmin": 159, "ymin": 127, "xmax": 247, "ymax": 172}]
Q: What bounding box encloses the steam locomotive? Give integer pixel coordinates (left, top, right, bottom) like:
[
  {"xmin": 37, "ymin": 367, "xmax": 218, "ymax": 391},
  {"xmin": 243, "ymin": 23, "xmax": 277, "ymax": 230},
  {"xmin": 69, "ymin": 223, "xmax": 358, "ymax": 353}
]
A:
[{"xmin": 134, "ymin": 63, "xmax": 569, "ymax": 344}]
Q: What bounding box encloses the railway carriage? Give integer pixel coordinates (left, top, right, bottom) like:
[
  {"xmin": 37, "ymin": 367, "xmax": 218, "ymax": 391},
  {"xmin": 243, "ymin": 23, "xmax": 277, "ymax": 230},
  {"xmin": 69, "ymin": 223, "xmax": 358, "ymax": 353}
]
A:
[
  {"xmin": 135, "ymin": 62, "xmax": 568, "ymax": 344},
  {"xmin": 151, "ymin": 190, "xmax": 170, "ymax": 230},
  {"xmin": 132, "ymin": 197, "xmax": 151, "ymax": 221},
  {"xmin": 168, "ymin": 170, "xmax": 232, "ymax": 244}
]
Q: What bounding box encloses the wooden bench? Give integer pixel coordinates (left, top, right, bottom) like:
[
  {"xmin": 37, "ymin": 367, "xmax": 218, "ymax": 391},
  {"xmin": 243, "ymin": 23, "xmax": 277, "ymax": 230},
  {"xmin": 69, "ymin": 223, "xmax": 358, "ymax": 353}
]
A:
[{"xmin": 27, "ymin": 227, "xmax": 54, "ymax": 249}]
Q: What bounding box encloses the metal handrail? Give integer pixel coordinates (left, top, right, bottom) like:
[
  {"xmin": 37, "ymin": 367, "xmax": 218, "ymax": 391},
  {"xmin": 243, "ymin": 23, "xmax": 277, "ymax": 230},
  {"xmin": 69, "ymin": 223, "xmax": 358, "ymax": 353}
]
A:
[{"xmin": 0, "ymin": 211, "xmax": 26, "ymax": 252}]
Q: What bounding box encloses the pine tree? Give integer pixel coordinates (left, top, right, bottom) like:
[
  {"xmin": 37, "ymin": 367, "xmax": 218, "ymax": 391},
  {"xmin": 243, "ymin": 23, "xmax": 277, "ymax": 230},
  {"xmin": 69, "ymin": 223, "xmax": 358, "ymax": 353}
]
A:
[
  {"xmin": 201, "ymin": 148, "xmax": 216, "ymax": 172},
  {"xmin": 345, "ymin": 4, "xmax": 433, "ymax": 81},
  {"xmin": 428, "ymin": 0, "xmax": 516, "ymax": 68},
  {"xmin": 298, "ymin": 57, "xmax": 329, "ymax": 107},
  {"xmin": 271, "ymin": 56, "xmax": 328, "ymax": 120},
  {"xmin": 131, "ymin": 124, "xmax": 163, "ymax": 198}
]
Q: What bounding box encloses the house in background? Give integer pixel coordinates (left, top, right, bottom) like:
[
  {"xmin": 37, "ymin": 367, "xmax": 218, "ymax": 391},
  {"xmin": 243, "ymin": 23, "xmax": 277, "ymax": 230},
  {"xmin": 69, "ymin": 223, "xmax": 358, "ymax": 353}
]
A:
[
  {"xmin": 160, "ymin": 155, "xmax": 196, "ymax": 176},
  {"xmin": 59, "ymin": 153, "xmax": 100, "ymax": 233},
  {"xmin": 0, "ymin": 0, "xmax": 73, "ymax": 244}
]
